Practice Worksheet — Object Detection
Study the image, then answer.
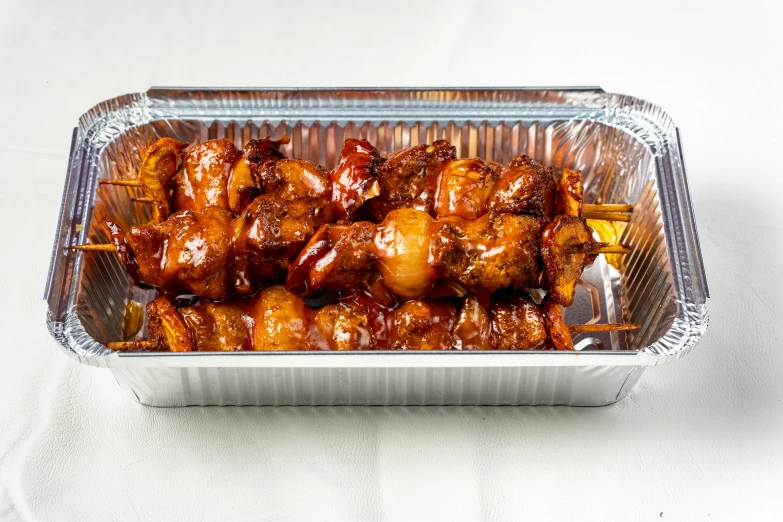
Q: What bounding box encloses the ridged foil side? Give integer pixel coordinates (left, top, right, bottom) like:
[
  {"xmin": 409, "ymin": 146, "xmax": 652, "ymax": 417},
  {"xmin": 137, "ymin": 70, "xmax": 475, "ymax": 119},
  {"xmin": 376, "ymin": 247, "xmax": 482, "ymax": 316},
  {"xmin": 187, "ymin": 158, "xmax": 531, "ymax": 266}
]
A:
[{"xmin": 111, "ymin": 364, "xmax": 644, "ymax": 407}]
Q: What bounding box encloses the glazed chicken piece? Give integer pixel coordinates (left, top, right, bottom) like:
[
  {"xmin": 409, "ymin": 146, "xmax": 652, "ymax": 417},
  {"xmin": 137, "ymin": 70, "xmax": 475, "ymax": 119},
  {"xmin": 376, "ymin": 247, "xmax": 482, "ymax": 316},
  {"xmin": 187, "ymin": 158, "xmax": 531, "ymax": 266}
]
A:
[
  {"xmin": 329, "ymin": 139, "xmax": 382, "ymax": 220},
  {"xmin": 308, "ymin": 300, "xmax": 377, "ymax": 351},
  {"xmin": 179, "ymin": 299, "xmax": 254, "ymax": 352},
  {"xmin": 249, "ymin": 155, "xmax": 335, "ymax": 225},
  {"xmin": 172, "ymin": 139, "xmax": 239, "ymax": 213},
  {"xmin": 103, "ymin": 207, "xmax": 234, "ymax": 299},
  {"xmin": 231, "ymin": 195, "xmax": 328, "ymax": 294},
  {"xmin": 227, "ymin": 136, "xmax": 289, "ymax": 213}
]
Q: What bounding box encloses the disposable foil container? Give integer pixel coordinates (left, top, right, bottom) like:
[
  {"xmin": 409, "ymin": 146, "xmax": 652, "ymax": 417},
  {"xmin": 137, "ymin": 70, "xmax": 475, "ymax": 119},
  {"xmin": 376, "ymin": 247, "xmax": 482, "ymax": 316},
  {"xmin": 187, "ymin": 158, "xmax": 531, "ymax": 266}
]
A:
[{"xmin": 45, "ymin": 88, "xmax": 709, "ymax": 406}]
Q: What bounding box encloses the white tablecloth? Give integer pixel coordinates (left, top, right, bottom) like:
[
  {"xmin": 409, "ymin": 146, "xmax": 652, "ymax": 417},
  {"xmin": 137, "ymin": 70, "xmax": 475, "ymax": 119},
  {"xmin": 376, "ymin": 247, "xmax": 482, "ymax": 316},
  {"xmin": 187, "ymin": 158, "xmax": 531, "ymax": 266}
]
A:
[{"xmin": 1, "ymin": 0, "xmax": 781, "ymax": 520}]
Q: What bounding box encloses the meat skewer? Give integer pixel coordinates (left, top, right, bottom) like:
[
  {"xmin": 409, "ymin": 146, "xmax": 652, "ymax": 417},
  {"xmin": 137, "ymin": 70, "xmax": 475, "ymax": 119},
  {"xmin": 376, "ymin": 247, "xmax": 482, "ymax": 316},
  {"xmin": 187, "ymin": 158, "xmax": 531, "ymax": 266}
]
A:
[
  {"xmin": 106, "ymin": 136, "xmax": 632, "ymax": 224},
  {"xmin": 72, "ymin": 203, "xmax": 619, "ymax": 304},
  {"xmin": 286, "ymin": 209, "xmax": 611, "ymax": 307},
  {"xmin": 105, "ymin": 286, "xmax": 639, "ymax": 352}
]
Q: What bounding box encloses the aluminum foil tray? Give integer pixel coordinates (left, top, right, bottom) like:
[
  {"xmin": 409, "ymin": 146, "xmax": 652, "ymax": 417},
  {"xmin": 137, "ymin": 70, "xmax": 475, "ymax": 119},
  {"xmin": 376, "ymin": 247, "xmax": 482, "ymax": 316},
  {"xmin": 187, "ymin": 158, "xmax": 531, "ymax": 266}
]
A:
[{"xmin": 45, "ymin": 88, "xmax": 709, "ymax": 406}]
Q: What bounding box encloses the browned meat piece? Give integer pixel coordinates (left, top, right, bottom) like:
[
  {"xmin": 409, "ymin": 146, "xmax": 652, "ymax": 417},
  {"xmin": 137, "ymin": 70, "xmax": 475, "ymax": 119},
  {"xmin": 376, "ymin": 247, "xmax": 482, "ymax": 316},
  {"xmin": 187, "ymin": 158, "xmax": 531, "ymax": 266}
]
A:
[
  {"xmin": 179, "ymin": 299, "xmax": 252, "ymax": 351},
  {"xmin": 488, "ymin": 156, "xmax": 556, "ymax": 218},
  {"xmin": 541, "ymin": 215, "xmax": 600, "ymax": 306},
  {"xmin": 232, "ymin": 196, "xmax": 322, "ymax": 294},
  {"xmin": 388, "ymin": 299, "xmax": 457, "ymax": 351},
  {"xmin": 249, "ymin": 156, "xmax": 335, "ymax": 225},
  {"xmin": 308, "ymin": 300, "xmax": 376, "ymax": 351},
  {"xmin": 490, "ymin": 291, "xmax": 548, "ymax": 350},
  {"xmin": 227, "ymin": 136, "xmax": 289, "ymax": 213},
  {"xmin": 286, "ymin": 221, "xmax": 377, "ymax": 297},
  {"xmin": 329, "ymin": 139, "xmax": 382, "ymax": 220},
  {"xmin": 432, "ymin": 212, "xmax": 547, "ymax": 295},
  {"xmin": 364, "ymin": 140, "xmax": 455, "ymax": 221},
  {"xmin": 172, "ymin": 139, "xmax": 239, "ymax": 213},
  {"xmin": 433, "ymin": 158, "xmax": 499, "ymax": 220}
]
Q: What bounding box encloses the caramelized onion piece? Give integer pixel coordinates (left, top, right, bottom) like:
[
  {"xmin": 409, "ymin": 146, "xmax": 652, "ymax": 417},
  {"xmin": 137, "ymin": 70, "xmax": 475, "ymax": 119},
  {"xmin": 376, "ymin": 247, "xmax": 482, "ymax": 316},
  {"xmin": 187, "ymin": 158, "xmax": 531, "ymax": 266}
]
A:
[
  {"xmin": 373, "ymin": 209, "xmax": 437, "ymax": 299},
  {"xmin": 556, "ymin": 167, "xmax": 583, "ymax": 217},
  {"xmin": 146, "ymin": 297, "xmax": 192, "ymax": 352},
  {"xmin": 138, "ymin": 138, "xmax": 188, "ymax": 223},
  {"xmin": 330, "ymin": 139, "xmax": 381, "ymax": 220}
]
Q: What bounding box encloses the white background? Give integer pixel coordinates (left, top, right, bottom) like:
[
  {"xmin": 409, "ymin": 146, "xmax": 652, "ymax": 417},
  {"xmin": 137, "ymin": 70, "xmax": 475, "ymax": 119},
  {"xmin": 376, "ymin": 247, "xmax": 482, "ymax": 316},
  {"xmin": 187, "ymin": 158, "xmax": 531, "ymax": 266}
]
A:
[{"xmin": 1, "ymin": 0, "xmax": 781, "ymax": 520}]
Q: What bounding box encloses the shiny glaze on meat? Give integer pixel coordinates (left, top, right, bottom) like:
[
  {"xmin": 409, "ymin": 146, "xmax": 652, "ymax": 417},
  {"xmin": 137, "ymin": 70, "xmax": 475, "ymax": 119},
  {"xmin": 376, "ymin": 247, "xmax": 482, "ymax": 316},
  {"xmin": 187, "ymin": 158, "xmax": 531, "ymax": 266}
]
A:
[
  {"xmin": 141, "ymin": 289, "xmax": 573, "ymax": 352},
  {"xmin": 488, "ymin": 155, "xmax": 556, "ymax": 218},
  {"xmin": 172, "ymin": 139, "xmax": 238, "ymax": 213},
  {"xmin": 433, "ymin": 158, "xmax": 498, "ymax": 220},
  {"xmin": 125, "ymin": 208, "xmax": 234, "ymax": 299},
  {"xmin": 364, "ymin": 140, "xmax": 455, "ymax": 221}
]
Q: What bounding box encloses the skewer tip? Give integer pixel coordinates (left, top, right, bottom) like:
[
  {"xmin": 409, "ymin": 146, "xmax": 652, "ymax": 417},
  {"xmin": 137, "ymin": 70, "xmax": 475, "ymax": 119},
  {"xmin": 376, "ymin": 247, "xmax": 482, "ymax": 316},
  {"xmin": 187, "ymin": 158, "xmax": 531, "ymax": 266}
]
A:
[
  {"xmin": 583, "ymin": 203, "xmax": 634, "ymax": 213},
  {"xmin": 107, "ymin": 340, "xmax": 158, "ymax": 351},
  {"xmin": 583, "ymin": 211, "xmax": 631, "ymax": 223},
  {"xmin": 98, "ymin": 178, "xmax": 143, "ymax": 187},
  {"xmin": 67, "ymin": 243, "xmax": 117, "ymax": 252},
  {"xmin": 567, "ymin": 323, "xmax": 641, "ymax": 333},
  {"xmin": 586, "ymin": 245, "xmax": 632, "ymax": 255}
]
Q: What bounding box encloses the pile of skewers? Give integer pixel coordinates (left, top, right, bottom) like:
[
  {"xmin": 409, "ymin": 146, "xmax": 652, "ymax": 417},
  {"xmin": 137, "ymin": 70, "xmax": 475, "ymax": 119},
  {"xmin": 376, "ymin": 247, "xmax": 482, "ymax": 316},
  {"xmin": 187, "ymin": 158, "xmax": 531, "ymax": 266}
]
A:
[{"xmin": 70, "ymin": 135, "xmax": 638, "ymax": 352}]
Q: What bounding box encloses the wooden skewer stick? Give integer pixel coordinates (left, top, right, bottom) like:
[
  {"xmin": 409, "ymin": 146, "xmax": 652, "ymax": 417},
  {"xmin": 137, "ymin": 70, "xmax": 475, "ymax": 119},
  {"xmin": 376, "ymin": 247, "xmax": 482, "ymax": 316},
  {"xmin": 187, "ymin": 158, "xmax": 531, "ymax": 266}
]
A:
[
  {"xmin": 583, "ymin": 211, "xmax": 631, "ymax": 223},
  {"xmin": 70, "ymin": 242, "xmax": 631, "ymax": 257},
  {"xmin": 583, "ymin": 204, "xmax": 633, "ymax": 213},
  {"xmin": 107, "ymin": 340, "xmax": 158, "ymax": 350},
  {"xmin": 68, "ymin": 244, "xmax": 117, "ymax": 252},
  {"xmin": 567, "ymin": 323, "xmax": 641, "ymax": 333},
  {"xmin": 98, "ymin": 178, "xmax": 143, "ymax": 187},
  {"xmin": 120, "ymin": 197, "xmax": 635, "ymax": 223},
  {"xmin": 585, "ymin": 245, "xmax": 631, "ymax": 255}
]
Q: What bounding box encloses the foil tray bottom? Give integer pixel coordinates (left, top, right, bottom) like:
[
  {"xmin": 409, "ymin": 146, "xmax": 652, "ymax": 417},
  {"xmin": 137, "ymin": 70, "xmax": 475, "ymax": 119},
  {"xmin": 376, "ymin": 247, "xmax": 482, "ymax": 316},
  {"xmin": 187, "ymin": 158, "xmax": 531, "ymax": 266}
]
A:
[{"xmin": 111, "ymin": 365, "xmax": 645, "ymax": 407}]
